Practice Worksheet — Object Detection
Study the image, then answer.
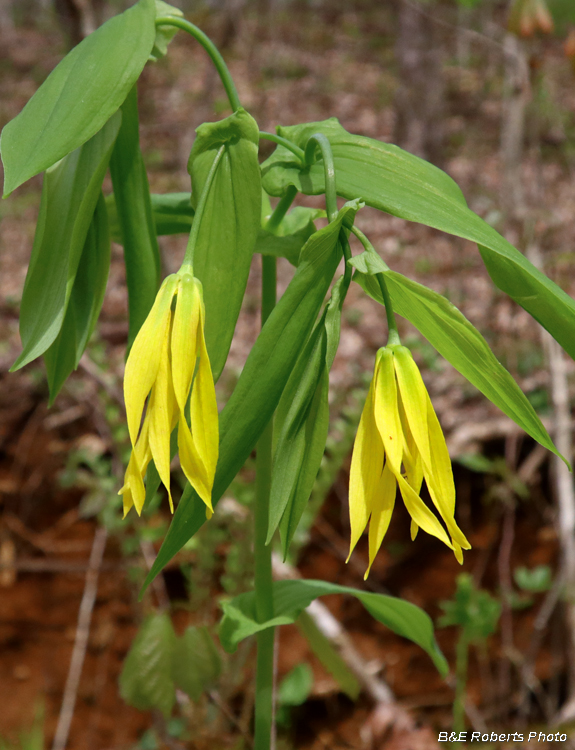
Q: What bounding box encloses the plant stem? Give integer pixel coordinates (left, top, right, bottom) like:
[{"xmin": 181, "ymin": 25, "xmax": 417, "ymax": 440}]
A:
[
  {"xmin": 376, "ymin": 273, "xmax": 400, "ymax": 347},
  {"xmin": 259, "ymin": 132, "xmax": 305, "ymax": 163},
  {"xmin": 340, "ymin": 230, "xmax": 353, "ymax": 292},
  {"xmin": 155, "ymin": 17, "xmax": 241, "ymax": 112},
  {"xmin": 452, "ymin": 635, "xmax": 469, "ymax": 746},
  {"xmin": 265, "ymin": 186, "xmax": 297, "ymax": 235},
  {"xmin": 253, "ymin": 253, "xmax": 277, "ymax": 750},
  {"xmin": 304, "ymin": 133, "xmax": 337, "ymax": 223}
]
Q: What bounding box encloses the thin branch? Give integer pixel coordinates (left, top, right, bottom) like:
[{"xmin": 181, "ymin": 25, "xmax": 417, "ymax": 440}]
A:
[{"xmin": 51, "ymin": 526, "xmax": 108, "ymax": 750}]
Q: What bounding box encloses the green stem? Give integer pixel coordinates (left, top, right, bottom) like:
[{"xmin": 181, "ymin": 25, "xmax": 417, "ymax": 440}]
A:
[
  {"xmin": 253, "ymin": 254, "xmax": 277, "ymax": 750},
  {"xmin": 155, "ymin": 17, "xmax": 241, "ymax": 112},
  {"xmin": 347, "ymin": 225, "xmax": 400, "ymax": 347},
  {"xmin": 265, "ymin": 186, "xmax": 297, "ymax": 235},
  {"xmin": 377, "ymin": 273, "xmax": 400, "ymax": 347},
  {"xmin": 452, "ymin": 635, "xmax": 469, "ymax": 747},
  {"xmin": 304, "ymin": 133, "xmax": 337, "ymax": 223},
  {"xmin": 340, "ymin": 229, "xmax": 353, "ymax": 292},
  {"xmin": 259, "ymin": 132, "xmax": 305, "ymax": 163},
  {"xmin": 183, "ymin": 144, "xmax": 225, "ymax": 267}
]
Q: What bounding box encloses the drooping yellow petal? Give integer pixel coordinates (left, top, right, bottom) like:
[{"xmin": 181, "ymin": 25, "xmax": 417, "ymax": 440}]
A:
[
  {"xmin": 348, "ymin": 380, "xmax": 384, "ymax": 558},
  {"xmin": 393, "ymin": 346, "xmax": 432, "ymax": 470},
  {"xmin": 148, "ymin": 320, "xmax": 177, "ymax": 512},
  {"xmin": 123, "ymin": 275, "xmax": 178, "ymax": 448},
  {"xmin": 189, "ymin": 291, "xmax": 219, "ymax": 488},
  {"xmin": 118, "ymin": 449, "xmax": 141, "ymax": 517},
  {"xmin": 373, "ymin": 348, "xmax": 403, "ymax": 473},
  {"xmin": 396, "ymin": 472, "xmax": 453, "ymax": 550},
  {"xmin": 424, "ymin": 392, "xmax": 470, "ymax": 556},
  {"xmin": 170, "ymin": 272, "xmax": 201, "ymax": 414},
  {"xmin": 119, "ymin": 412, "xmax": 152, "ymax": 516},
  {"xmin": 178, "ymin": 415, "xmax": 213, "ymax": 512},
  {"xmin": 397, "ymin": 391, "xmax": 423, "ymax": 495},
  {"xmin": 365, "ymin": 461, "xmax": 396, "ymax": 578}
]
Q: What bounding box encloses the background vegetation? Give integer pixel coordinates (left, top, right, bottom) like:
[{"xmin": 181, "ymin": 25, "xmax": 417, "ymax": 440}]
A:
[{"xmin": 1, "ymin": 0, "xmax": 575, "ymax": 747}]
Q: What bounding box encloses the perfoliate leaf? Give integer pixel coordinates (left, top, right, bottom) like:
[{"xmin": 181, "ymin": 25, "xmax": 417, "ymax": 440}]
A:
[
  {"xmin": 188, "ymin": 108, "xmax": 262, "ymax": 380},
  {"xmin": 109, "ymin": 85, "xmax": 161, "ymax": 347},
  {"xmin": 272, "ymin": 276, "xmax": 347, "ymax": 554},
  {"xmin": 1, "ymin": 0, "xmax": 155, "ymax": 196},
  {"xmin": 44, "ymin": 192, "xmax": 110, "ymax": 402},
  {"xmin": 261, "ymin": 118, "xmax": 575, "ymax": 362},
  {"xmin": 355, "ymin": 265, "xmax": 563, "ymax": 462},
  {"xmin": 219, "ymin": 579, "xmax": 447, "ymax": 677},
  {"xmin": 150, "ymin": 0, "xmax": 183, "ymax": 61},
  {"xmin": 119, "ymin": 613, "xmax": 176, "ymax": 717},
  {"xmin": 11, "ymin": 112, "xmax": 121, "ymax": 371},
  {"xmin": 141, "ymin": 201, "xmax": 363, "ymax": 596}
]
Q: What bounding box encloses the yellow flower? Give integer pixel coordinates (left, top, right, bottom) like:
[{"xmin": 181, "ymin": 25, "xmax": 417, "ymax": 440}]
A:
[
  {"xmin": 119, "ymin": 267, "xmax": 218, "ymax": 518},
  {"xmin": 348, "ymin": 345, "xmax": 470, "ymax": 577}
]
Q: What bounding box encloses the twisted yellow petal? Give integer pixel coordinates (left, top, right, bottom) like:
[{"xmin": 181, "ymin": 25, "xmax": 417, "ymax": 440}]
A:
[
  {"xmin": 123, "ymin": 275, "xmax": 177, "ymax": 449},
  {"xmin": 373, "ymin": 348, "xmax": 403, "ymax": 472},
  {"xmin": 366, "ymin": 462, "xmax": 396, "ymax": 578},
  {"xmin": 348, "ymin": 380, "xmax": 383, "ymax": 558},
  {"xmin": 190, "ymin": 291, "xmax": 219, "ymax": 490}
]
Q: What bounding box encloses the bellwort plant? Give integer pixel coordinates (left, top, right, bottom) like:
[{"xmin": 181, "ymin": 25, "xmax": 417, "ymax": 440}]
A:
[{"xmin": 2, "ymin": 2, "xmax": 574, "ymax": 745}]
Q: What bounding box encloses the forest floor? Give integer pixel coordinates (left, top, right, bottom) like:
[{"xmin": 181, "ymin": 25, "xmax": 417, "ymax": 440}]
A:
[{"xmin": 1, "ymin": 5, "xmax": 575, "ymax": 749}]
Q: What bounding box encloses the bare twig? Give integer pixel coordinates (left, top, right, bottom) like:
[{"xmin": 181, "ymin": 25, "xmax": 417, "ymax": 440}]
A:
[
  {"xmin": 79, "ymin": 354, "xmax": 125, "ymax": 409},
  {"xmin": 527, "ymin": 244, "xmax": 575, "ymax": 725},
  {"xmin": 208, "ymin": 690, "xmax": 254, "ymax": 747},
  {"xmin": 0, "ymin": 557, "xmax": 127, "ymax": 573},
  {"xmin": 52, "ymin": 526, "xmax": 108, "ymax": 750},
  {"xmin": 497, "ymin": 500, "xmax": 516, "ymax": 717},
  {"xmin": 3, "ymin": 512, "xmax": 90, "ymax": 554}
]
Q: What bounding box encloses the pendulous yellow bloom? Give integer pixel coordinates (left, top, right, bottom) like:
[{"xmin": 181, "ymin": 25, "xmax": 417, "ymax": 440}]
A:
[
  {"xmin": 119, "ymin": 267, "xmax": 218, "ymax": 518},
  {"xmin": 348, "ymin": 345, "xmax": 470, "ymax": 577}
]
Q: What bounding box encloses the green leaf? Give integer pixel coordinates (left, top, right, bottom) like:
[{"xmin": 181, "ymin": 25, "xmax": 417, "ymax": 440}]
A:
[
  {"xmin": 271, "ymin": 276, "xmax": 346, "ymax": 554},
  {"xmin": 109, "ymin": 85, "xmax": 161, "ymax": 347},
  {"xmin": 107, "ymin": 192, "xmax": 195, "ymax": 241},
  {"xmin": 150, "ymin": 0, "xmax": 183, "ymax": 61},
  {"xmin": 277, "ymin": 663, "xmax": 314, "ymax": 706},
  {"xmin": 171, "ymin": 626, "xmax": 222, "ymax": 702},
  {"xmin": 255, "ymin": 206, "xmax": 324, "ymax": 266},
  {"xmin": 261, "ymin": 118, "xmax": 575, "ymax": 361},
  {"xmin": 188, "ymin": 108, "xmax": 262, "ymax": 380},
  {"xmin": 11, "ymin": 113, "xmax": 121, "ymax": 371},
  {"xmin": 1, "ymin": 0, "xmax": 155, "ymax": 196},
  {"xmin": 348, "ymin": 250, "xmax": 389, "ymax": 275},
  {"xmin": 219, "ymin": 579, "xmax": 447, "ymax": 677},
  {"xmin": 514, "ymin": 565, "xmax": 552, "ymax": 593},
  {"xmin": 141, "ymin": 201, "xmax": 362, "ymax": 596},
  {"xmin": 119, "ymin": 613, "xmax": 176, "ymax": 717},
  {"xmin": 439, "ymin": 574, "xmax": 500, "ymax": 643},
  {"xmin": 354, "ymin": 263, "xmax": 563, "ymax": 462},
  {"xmin": 43, "ymin": 192, "xmax": 110, "ymax": 402}
]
